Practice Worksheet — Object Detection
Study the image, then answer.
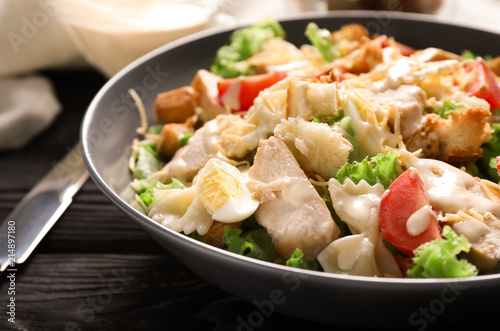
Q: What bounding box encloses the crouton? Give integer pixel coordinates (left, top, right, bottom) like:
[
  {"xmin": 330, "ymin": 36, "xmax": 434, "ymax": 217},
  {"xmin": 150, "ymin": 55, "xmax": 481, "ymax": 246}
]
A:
[
  {"xmin": 286, "ymin": 78, "xmax": 340, "ymax": 120},
  {"xmin": 344, "ymin": 37, "xmax": 384, "ymax": 75},
  {"xmin": 488, "ymin": 56, "xmax": 500, "ymax": 77},
  {"xmin": 156, "ymin": 116, "xmax": 196, "ymax": 158},
  {"xmin": 331, "ymin": 23, "xmax": 369, "ymax": 44},
  {"xmin": 405, "ymin": 107, "xmax": 492, "ymax": 166},
  {"xmin": 248, "ymin": 137, "xmax": 339, "ymax": 260},
  {"xmin": 203, "ymin": 221, "xmax": 240, "ymax": 248},
  {"xmin": 274, "ymin": 117, "xmax": 352, "ymax": 179},
  {"xmin": 154, "ymin": 86, "xmax": 197, "ymax": 123}
]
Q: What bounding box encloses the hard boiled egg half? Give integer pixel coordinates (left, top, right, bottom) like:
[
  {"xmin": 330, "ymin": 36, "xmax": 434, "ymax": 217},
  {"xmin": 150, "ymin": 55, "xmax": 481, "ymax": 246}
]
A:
[{"xmin": 196, "ymin": 158, "xmax": 259, "ymax": 223}]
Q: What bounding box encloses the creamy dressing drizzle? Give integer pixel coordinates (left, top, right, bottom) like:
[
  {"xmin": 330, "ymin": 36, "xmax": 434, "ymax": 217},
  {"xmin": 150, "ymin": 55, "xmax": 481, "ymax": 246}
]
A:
[
  {"xmin": 404, "ymin": 154, "xmax": 500, "ymax": 217},
  {"xmin": 406, "ymin": 205, "xmax": 435, "ymax": 236}
]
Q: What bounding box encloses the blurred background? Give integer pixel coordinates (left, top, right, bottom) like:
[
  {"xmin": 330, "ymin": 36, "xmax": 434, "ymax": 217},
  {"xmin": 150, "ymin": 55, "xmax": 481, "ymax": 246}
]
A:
[{"xmin": 0, "ymin": 0, "xmax": 499, "ymax": 149}]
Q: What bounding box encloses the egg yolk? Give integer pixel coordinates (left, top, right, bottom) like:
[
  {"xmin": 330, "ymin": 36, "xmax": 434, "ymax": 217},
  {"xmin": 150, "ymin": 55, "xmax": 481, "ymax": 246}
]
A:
[{"xmin": 198, "ymin": 167, "xmax": 240, "ymax": 212}]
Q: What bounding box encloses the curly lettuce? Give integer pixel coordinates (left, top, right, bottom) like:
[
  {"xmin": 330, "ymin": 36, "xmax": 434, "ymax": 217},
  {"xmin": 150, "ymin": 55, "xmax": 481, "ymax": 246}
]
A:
[
  {"xmin": 286, "ymin": 248, "xmax": 322, "ymax": 271},
  {"xmin": 222, "ymin": 226, "xmax": 280, "ymax": 263},
  {"xmin": 474, "ymin": 123, "xmax": 500, "ymax": 182},
  {"xmin": 211, "ymin": 18, "xmax": 285, "ymax": 78},
  {"xmin": 131, "ymin": 178, "xmax": 185, "ymax": 207},
  {"xmin": 305, "ymin": 22, "xmax": 340, "ymax": 62},
  {"xmin": 133, "ymin": 143, "xmax": 162, "ymax": 180},
  {"xmin": 433, "ymin": 99, "xmax": 463, "ymax": 119},
  {"xmin": 407, "ymin": 225, "xmax": 478, "ymax": 278},
  {"xmin": 336, "ymin": 151, "xmax": 399, "ymax": 189}
]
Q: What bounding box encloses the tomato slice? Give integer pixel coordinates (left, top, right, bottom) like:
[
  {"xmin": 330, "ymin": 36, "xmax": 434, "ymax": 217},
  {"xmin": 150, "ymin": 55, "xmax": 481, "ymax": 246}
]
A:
[
  {"xmin": 496, "ymin": 156, "xmax": 500, "ymax": 177},
  {"xmin": 218, "ymin": 73, "xmax": 287, "ymax": 113},
  {"xmin": 465, "ymin": 58, "xmax": 500, "ymax": 110},
  {"xmin": 379, "ymin": 169, "xmax": 441, "ymax": 256},
  {"xmin": 379, "ymin": 37, "xmax": 415, "ymax": 56}
]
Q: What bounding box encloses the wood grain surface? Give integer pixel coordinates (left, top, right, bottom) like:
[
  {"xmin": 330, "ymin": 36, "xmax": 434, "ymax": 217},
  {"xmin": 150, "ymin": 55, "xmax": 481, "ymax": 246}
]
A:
[
  {"xmin": 0, "ymin": 69, "xmax": 335, "ymax": 331},
  {"xmin": 0, "ymin": 69, "xmax": 496, "ymax": 331}
]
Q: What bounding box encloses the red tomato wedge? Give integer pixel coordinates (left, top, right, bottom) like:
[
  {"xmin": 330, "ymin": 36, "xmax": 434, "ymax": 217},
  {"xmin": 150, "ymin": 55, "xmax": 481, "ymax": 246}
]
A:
[
  {"xmin": 379, "ymin": 37, "xmax": 415, "ymax": 56},
  {"xmin": 496, "ymin": 156, "xmax": 500, "ymax": 177},
  {"xmin": 218, "ymin": 72, "xmax": 287, "ymax": 113},
  {"xmin": 465, "ymin": 58, "xmax": 500, "ymax": 110},
  {"xmin": 379, "ymin": 169, "xmax": 441, "ymax": 256}
]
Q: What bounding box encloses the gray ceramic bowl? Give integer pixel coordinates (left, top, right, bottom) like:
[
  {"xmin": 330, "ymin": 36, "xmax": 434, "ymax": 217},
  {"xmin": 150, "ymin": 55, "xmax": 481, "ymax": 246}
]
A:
[{"xmin": 81, "ymin": 11, "xmax": 500, "ymax": 329}]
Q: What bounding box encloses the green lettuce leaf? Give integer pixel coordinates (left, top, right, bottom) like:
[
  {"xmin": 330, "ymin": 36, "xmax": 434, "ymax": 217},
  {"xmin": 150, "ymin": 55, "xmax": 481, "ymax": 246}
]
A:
[
  {"xmin": 148, "ymin": 124, "xmax": 163, "ymax": 135},
  {"xmin": 475, "ymin": 123, "xmax": 500, "ymax": 182},
  {"xmin": 407, "ymin": 225, "xmax": 478, "ymax": 278},
  {"xmin": 133, "ymin": 144, "xmax": 162, "ymax": 179},
  {"xmin": 305, "ymin": 22, "xmax": 340, "ymax": 62},
  {"xmin": 211, "ymin": 18, "xmax": 285, "ymax": 78},
  {"xmin": 223, "ymin": 226, "xmax": 280, "ymax": 263},
  {"xmin": 461, "ymin": 49, "xmax": 493, "ymax": 62},
  {"xmin": 336, "ymin": 151, "xmax": 399, "ymax": 189},
  {"xmin": 433, "ymin": 99, "xmax": 463, "ymax": 119},
  {"xmin": 286, "ymin": 248, "xmax": 322, "ymax": 271},
  {"xmin": 131, "ymin": 178, "xmax": 185, "ymax": 207}
]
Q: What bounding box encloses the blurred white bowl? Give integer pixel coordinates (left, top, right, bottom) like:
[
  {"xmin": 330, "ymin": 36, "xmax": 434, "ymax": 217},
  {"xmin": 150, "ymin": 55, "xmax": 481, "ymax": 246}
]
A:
[{"xmin": 59, "ymin": 0, "xmax": 217, "ymax": 78}]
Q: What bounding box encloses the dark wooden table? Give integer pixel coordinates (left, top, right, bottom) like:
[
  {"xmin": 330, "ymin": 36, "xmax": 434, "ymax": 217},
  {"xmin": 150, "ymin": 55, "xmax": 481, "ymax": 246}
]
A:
[{"xmin": 0, "ymin": 69, "xmax": 496, "ymax": 331}]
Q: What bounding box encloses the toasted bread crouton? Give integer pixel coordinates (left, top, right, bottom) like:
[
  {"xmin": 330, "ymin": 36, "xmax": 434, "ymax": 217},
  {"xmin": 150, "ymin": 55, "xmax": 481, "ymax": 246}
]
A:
[
  {"xmin": 156, "ymin": 116, "xmax": 196, "ymax": 158},
  {"xmin": 203, "ymin": 221, "xmax": 240, "ymax": 248},
  {"xmin": 154, "ymin": 86, "xmax": 197, "ymax": 123},
  {"xmin": 488, "ymin": 56, "xmax": 500, "ymax": 77},
  {"xmin": 190, "ymin": 69, "xmax": 226, "ymax": 120},
  {"xmin": 344, "ymin": 37, "xmax": 384, "ymax": 75},
  {"xmin": 248, "ymin": 137, "xmax": 339, "ymax": 260},
  {"xmin": 405, "ymin": 107, "xmax": 492, "ymax": 166},
  {"xmin": 286, "ymin": 78, "xmax": 340, "ymax": 120},
  {"xmin": 274, "ymin": 117, "xmax": 352, "ymax": 179},
  {"xmin": 331, "ymin": 23, "xmax": 369, "ymax": 44}
]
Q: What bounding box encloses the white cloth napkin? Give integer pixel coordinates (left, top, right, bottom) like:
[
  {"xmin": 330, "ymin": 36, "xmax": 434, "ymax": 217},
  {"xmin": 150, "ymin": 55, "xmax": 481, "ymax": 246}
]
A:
[
  {"xmin": 0, "ymin": 76, "xmax": 61, "ymax": 150},
  {"xmin": 0, "ymin": 0, "xmax": 83, "ymax": 150}
]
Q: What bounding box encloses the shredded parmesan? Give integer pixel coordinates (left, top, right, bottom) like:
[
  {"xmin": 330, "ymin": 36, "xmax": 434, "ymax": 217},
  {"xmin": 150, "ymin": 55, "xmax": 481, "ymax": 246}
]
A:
[
  {"xmin": 128, "ymin": 88, "xmax": 148, "ymax": 135},
  {"xmin": 128, "ymin": 138, "xmax": 140, "ymax": 172}
]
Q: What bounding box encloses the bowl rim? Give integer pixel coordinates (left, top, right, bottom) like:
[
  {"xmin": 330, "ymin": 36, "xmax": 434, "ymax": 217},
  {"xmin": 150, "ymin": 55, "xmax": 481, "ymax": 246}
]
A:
[{"xmin": 81, "ymin": 9, "xmax": 500, "ymax": 286}]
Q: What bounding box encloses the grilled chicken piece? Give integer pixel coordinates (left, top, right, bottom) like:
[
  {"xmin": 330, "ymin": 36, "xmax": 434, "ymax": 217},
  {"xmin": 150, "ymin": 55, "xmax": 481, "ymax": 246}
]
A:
[
  {"xmin": 414, "ymin": 47, "xmax": 462, "ymax": 62},
  {"xmin": 190, "ymin": 69, "xmax": 226, "ymax": 120},
  {"xmin": 156, "ymin": 115, "xmax": 243, "ymax": 183},
  {"xmin": 248, "ymin": 137, "xmax": 339, "ymax": 260},
  {"xmin": 371, "ymin": 85, "xmax": 426, "ymax": 139},
  {"xmin": 274, "ymin": 117, "xmax": 352, "ymax": 179},
  {"xmin": 445, "ymin": 211, "xmax": 500, "ymax": 272},
  {"xmin": 404, "ymin": 107, "xmax": 492, "ymax": 166}
]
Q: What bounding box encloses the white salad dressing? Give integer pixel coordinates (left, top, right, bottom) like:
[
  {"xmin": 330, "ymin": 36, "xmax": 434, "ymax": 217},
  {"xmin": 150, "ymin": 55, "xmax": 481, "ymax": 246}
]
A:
[
  {"xmin": 328, "ymin": 178, "xmax": 385, "ymax": 238},
  {"xmin": 343, "ymin": 97, "xmax": 399, "ymax": 157},
  {"xmin": 371, "ymin": 58, "xmax": 459, "ymax": 93},
  {"xmin": 406, "ymin": 205, "xmax": 436, "ymax": 236},
  {"xmin": 403, "ymin": 153, "xmax": 500, "ymax": 216}
]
